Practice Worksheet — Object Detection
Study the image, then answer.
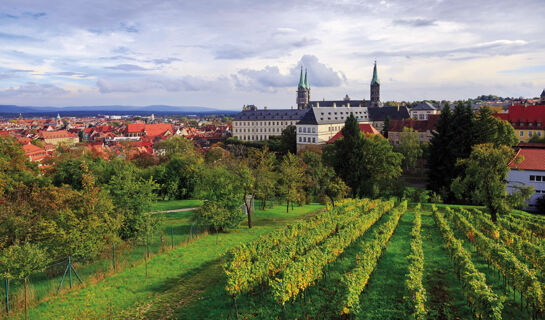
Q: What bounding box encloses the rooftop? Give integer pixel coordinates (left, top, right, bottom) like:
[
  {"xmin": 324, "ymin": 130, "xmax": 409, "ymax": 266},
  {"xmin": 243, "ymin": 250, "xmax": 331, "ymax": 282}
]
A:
[{"xmin": 509, "ymin": 148, "xmax": 545, "ymax": 171}]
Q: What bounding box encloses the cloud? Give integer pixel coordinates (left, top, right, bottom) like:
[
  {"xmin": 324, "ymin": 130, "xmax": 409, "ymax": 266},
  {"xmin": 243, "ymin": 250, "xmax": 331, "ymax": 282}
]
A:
[
  {"xmin": 0, "ymin": 82, "xmax": 68, "ymax": 97},
  {"xmin": 51, "ymin": 71, "xmax": 91, "ymax": 78},
  {"xmin": 500, "ymin": 65, "xmax": 545, "ymax": 74},
  {"xmin": 22, "ymin": 12, "xmax": 46, "ymax": 19},
  {"xmin": 0, "ymin": 32, "xmax": 40, "ymax": 41},
  {"xmin": 149, "ymin": 57, "xmax": 182, "ymax": 64},
  {"xmin": 120, "ymin": 22, "xmax": 138, "ymax": 33},
  {"xmin": 393, "ymin": 18, "xmax": 437, "ymax": 27},
  {"xmin": 96, "ymin": 75, "xmax": 229, "ymax": 93},
  {"xmin": 214, "ymin": 37, "xmax": 320, "ymax": 60},
  {"xmin": 106, "ymin": 64, "xmax": 151, "ymax": 71},
  {"xmin": 235, "ymin": 55, "xmax": 344, "ymax": 91},
  {"xmin": 362, "ymin": 39, "xmax": 531, "ymax": 59}
]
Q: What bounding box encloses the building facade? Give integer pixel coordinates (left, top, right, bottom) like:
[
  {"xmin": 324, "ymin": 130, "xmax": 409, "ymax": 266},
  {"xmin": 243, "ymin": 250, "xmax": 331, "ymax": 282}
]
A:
[
  {"xmin": 507, "ymin": 148, "xmax": 545, "ymax": 210},
  {"xmin": 409, "ymin": 102, "xmax": 440, "ymax": 120},
  {"xmin": 494, "ymin": 103, "xmax": 545, "ymax": 143}
]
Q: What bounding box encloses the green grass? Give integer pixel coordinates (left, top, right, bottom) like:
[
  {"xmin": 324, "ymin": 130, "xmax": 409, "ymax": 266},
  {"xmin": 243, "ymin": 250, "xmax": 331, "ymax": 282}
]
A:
[
  {"xmin": 150, "ymin": 199, "xmax": 204, "ymax": 212},
  {"xmin": 10, "ymin": 203, "xmax": 324, "ymax": 320}
]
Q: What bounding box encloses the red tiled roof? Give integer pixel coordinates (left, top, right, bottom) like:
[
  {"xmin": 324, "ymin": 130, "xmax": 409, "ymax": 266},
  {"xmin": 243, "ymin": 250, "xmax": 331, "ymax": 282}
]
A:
[
  {"xmin": 501, "ymin": 104, "xmax": 545, "ymax": 129},
  {"xmin": 126, "ymin": 123, "xmax": 146, "ymax": 133},
  {"xmin": 327, "ymin": 124, "xmax": 382, "ymax": 143},
  {"xmin": 0, "ymin": 131, "xmax": 10, "ymax": 137},
  {"xmin": 38, "ymin": 130, "xmax": 76, "ymax": 139},
  {"xmin": 509, "ymin": 148, "xmax": 545, "ymax": 171},
  {"xmin": 17, "ymin": 137, "xmax": 32, "ymax": 145}
]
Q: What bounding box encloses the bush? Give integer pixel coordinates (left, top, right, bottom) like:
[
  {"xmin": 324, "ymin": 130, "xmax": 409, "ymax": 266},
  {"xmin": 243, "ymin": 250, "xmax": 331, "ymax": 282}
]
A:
[{"xmin": 192, "ymin": 201, "xmax": 244, "ymax": 232}]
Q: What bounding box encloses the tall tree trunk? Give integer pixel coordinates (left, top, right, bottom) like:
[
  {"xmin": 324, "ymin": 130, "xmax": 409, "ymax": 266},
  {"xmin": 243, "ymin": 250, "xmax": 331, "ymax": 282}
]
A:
[
  {"xmin": 286, "ymin": 199, "xmax": 289, "ymax": 213},
  {"xmin": 244, "ymin": 192, "xmax": 252, "ymax": 229},
  {"xmin": 144, "ymin": 250, "xmax": 148, "ymax": 278},
  {"xmin": 24, "ymin": 277, "xmax": 27, "ymax": 320},
  {"xmin": 329, "ymin": 195, "xmax": 335, "ymax": 208}
]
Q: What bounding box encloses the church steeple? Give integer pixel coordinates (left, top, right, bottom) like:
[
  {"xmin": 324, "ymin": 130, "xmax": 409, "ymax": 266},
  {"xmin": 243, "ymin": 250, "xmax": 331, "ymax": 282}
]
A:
[
  {"xmin": 298, "ymin": 66, "xmax": 305, "ymax": 88},
  {"xmin": 296, "ymin": 66, "xmax": 310, "ymax": 109},
  {"xmin": 370, "ymin": 61, "xmax": 381, "ymax": 107}
]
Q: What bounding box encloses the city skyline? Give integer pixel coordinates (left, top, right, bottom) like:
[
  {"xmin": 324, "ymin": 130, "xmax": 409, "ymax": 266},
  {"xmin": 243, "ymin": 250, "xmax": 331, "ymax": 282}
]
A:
[{"xmin": 1, "ymin": 0, "xmax": 544, "ymax": 109}]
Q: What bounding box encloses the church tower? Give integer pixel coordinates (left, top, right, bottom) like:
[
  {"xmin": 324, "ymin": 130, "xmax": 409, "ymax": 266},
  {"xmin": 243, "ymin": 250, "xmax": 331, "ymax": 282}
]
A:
[
  {"xmin": 541, "ymin": 89, "xmax": 545, "ymax": 104},
  {"xmin": 296, "ymin": 66, "xmax": 309, "ymax": 109},
  {"xmin": 370, "ymin": 61, "xmax": 380, "ymax": 107}
]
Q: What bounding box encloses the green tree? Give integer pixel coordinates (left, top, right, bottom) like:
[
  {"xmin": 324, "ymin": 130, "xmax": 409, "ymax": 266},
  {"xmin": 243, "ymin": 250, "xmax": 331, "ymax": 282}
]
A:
[
  {"xmin": 107, "ymin": 167, "xmax": 158, "ymax": 239},
  {"xmin": 1, "ymin": 242, "xmax": 50, "ymax": 320},
  {"xmin": 249, "ymin": 147, "xmax": 277, "ymax": 210},
  {"xmin": 474, "ymin": 105, "xmax": 518, "ymax": 147},
  {"xmin": 278, "ymin": 153, "xmax": 305, "ymax": 212},
  {"xmin": 323, "ymin": 173, "xmax": 350, "ymax": 207},
  {"xmin": 451, "ymin": 143, "xmax": 532, "ymax": 222},
  {"xmin": 382, "ymin": 115, "xmax": 390, "ymax": 138},
  {"xmin": 193, "ymin": 166, "xmax": 245, "ymax": 230},
  {"xmin": 397, "ymin": 127, "xmax": 422, "ymax": 173},
  {"xmin": 156, "ymin": 136, "xmax": 196, "ymax": 158},
  {"xmin": 279, "ymin": 125, "xmax": 297, "ymax": 155},
  {"xmin": 427, "ymin": 104, "xmax": 456, "ymax": 199},
  {"xmin": 135, "ymin": 213, "xmax": 162, "ymax": 277}
]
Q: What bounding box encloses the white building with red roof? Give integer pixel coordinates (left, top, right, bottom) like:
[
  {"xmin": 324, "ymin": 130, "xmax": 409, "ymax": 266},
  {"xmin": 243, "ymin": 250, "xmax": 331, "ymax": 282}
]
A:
[{"xmin": 507, "ymin": 147, "xmax": 545, "ymax": 209}]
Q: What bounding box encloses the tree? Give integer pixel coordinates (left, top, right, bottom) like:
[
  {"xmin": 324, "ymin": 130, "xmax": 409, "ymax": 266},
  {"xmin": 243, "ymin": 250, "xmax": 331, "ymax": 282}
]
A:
[
  {"xmin": 134, "ymin": 213, "xmax": 162, "ymax": 277},
  {"xmin": 278, "ymin": 153, "xmax": 305, "ymax": 212},
  {"xmin": 230, "ymin": 161, "xmax": 256, "ymax": 228},
  {"xmin": 249, "ymin": 147, "xmax": 277, "ymax": 210},
  {"xmin": 473, "ymin": 105, "xmax": 517, "ymax": 147},
  {"xmin": 427, "ymin": 104, "xmax": 456, "ymax": 200},
  {"xmin": 325, "ymin": 114, "xmax": 403, "ymax": 198},
  {"xmin": 1, "ymin": 242, "xmax": 50, "ymax": 320},
  {"xmin": 382, "ymin": 115, "xmax": 390, "ymax": 138},
  {"xmin": 451, "ymin": 143, "xmax": 532, "ymax": 222},
  {"xmin": 155, "ymin": 136, "xmax": 196, "ymax": 158},
  {"xmin": 323, "ymin": 173, "xmax": 350, "ymax": 207},
  {"xmin": 324, "ymin": 114, "xmax": 363, "ymax": 197},
  {"xmin": 193, "ymin": 166, "xmax": 245, "ymax": 230},
  {"xmin": 358, "ymin": 134, "xmax": 404, "ymax": 197},
  {"xmin": 107, "ymin": 167, "xmax": 158, "ymax": 239},
  {"xmin": 397, "ymin": 127, "xmax": 422, "ymax": 173},
  {"xmin": 279, "ymin": 125, "xmax": 297, "ymax": 155}
]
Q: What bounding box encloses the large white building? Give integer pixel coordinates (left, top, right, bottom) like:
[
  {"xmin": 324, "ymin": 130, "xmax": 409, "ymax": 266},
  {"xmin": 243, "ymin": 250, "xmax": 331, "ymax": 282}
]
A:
[{"xmin": 507, "ymin": 147, "xmax": 545, "ymax": 211}]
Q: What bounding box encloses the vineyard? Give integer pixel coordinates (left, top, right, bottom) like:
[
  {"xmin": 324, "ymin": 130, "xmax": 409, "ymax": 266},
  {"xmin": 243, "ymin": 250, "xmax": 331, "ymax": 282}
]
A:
[{"xmin": 214, "ymin": 200, "xmax": 545, "ymax": 320}]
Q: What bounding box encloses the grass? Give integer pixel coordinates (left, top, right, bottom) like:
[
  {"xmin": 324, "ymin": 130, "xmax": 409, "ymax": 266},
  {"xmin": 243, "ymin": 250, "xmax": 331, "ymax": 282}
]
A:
[
  {"xmin": 8, "ymin": 203, "xmax": 324, "ymax": 320},
  {"xmin": 150, "ymin": 199, "xmax": 204, "ymax": 212}
]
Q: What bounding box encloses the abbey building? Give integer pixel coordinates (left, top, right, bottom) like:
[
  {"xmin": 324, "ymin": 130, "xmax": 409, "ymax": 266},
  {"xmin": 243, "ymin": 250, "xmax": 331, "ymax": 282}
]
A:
[{"xmin": 232, "ymin": 62, "xmax": 409, "ymax": 151}]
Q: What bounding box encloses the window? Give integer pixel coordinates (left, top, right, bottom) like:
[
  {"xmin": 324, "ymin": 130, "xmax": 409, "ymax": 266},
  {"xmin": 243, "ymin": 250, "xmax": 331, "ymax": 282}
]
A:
[
  {"xmin": 303, "ymin": 127, "xmax": 307, "ymax": 133},
  {"xmin": 537, "ymin": 176, "xmax": 542, "ymax": 182},
  {"xmin": 529, "ymin": 131, "xmax": 533, "ymax": 137},
  {"xmin": 299, "ymin": 137, "xmax": 302, "ymax": 142},
  {"xmin": 530, "ymin": 175, "xmax": 535, "ymax": 181},
  {"xmin": 312, "ymin": 137, "xmax": 316, "ymax": 143},
  {"xmin": 298, "ymin": 127, "xmax": 302, "ymax": 132},
  {"xmin": 520, "ymin": 131, "xmax": 524, "ymax": 137}
]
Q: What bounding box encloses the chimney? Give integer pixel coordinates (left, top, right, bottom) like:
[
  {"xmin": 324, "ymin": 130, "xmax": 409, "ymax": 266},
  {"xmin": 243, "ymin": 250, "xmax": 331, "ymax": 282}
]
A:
[
  {"xmin": 316, "ymin": 102, "xmax": 320, "ymax": 108},
  {"xmin": 333, "ymin": 102, "xmax": 336, "ymax": 108},
  {"xmin": 347, "ymin": 102, "xmax": 350, "ymax": 108}
]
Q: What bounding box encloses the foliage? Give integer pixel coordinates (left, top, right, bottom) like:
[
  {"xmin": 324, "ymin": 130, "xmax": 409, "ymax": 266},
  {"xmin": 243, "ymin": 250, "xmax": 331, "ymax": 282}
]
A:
[
  {"xmin": 451, "ymin": 143, "xmax": 532, "ymax": 222},
  {"xmin": 193, "ymin": 166, "xmax": 245, "ymax": 231},
  {"xmin": 325, "ymin": 114, "xmax": 403, "ymax": 198},
  {"xmin": 404, "ymin": 207, "xmax": 427, "ymax": 320},
  {"xmin": 0, "ymin": 242, "xmax": 50, "ymax": 280},
  {"xmin": 278, "ymin": 153, "xmax": 305, "ymax": 212},
  {"xmin": 248, "ymin": 147, "xmax": 277, "ymax": 209},
  {"xmin": 397, "ymin": 127, "xmax": 422, "ymax": 172},
  {"xmin": 279, "ymin": 125, "xmax": 297, "ymax": 155},
  {"xmin": 339, "ymin": 201, "xmax": 406, "ymax": 315},
  {"xmin": 431, "ymin": 206, "xmax": 504, "ymax": 320}
]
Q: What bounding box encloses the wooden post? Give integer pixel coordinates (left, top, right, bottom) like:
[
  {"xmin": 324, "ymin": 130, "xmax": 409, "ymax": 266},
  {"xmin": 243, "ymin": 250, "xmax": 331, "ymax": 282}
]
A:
[
  {"xmin": 24, "ymin": 278, "xmax": 27, "ymax": 320},
  {"xmin": 4, "ymin": 278, "xmax": 8, "ymax": 314}
]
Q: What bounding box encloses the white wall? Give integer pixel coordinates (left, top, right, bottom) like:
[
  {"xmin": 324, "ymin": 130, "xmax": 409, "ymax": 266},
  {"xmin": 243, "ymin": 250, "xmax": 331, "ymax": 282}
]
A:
[{"xmin": 507, "ymin": 169, "xmax": 545, "ymax": 210}]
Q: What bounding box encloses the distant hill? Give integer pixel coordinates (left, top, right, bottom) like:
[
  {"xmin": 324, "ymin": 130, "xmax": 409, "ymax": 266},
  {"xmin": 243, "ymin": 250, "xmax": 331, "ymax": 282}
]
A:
[{"xmin": 0, "ymin": 105, "xmax": 238, "ymax": 116}]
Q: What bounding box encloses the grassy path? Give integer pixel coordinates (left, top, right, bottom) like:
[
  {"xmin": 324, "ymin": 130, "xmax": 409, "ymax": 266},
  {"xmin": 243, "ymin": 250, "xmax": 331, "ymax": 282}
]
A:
[
  {"xmin": 420, "ymin": 211, "xmax": 473, "ymax": 320},
  {"xmin": 13, "ymin": 204, "xmax": 323, "ymax": 320},
  {"xmin": 354, "ymin": 209, "xmax": 413, "ymax": 319}
]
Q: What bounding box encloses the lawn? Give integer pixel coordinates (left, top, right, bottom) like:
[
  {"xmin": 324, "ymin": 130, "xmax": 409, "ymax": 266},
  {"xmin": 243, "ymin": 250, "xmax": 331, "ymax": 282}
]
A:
[
  {"xmin": 9, "ymin": 203, "xmax": 324, "ymax": 320},
  {"xmin": 150, "ymin": 199, "xmax": 204, "ymax": 212}
]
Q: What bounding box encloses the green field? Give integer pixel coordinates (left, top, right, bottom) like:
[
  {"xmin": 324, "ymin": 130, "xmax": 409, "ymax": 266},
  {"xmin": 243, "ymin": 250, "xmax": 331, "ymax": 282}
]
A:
[
  {"xmin": 5, "ymin": 202, "xmax": 324, "ymax": 319},
  {"xmin": 150, "ymin": 199, "xmax": 204, "ymax": 212}
]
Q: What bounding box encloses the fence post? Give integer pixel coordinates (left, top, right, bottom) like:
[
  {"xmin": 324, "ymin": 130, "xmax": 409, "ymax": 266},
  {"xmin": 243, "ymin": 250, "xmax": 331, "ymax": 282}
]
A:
[
  {"xmin": 68, "ymin": 256, "xmax": 73, "ymax": 289},
  {"xmin": 112, "ymin": 243, "xmax": 116, "ymax": 272},
  {"xmin": 171, "ymin": 227, "xmax": 174, "ymax": 249},
  {"xmin": 4, "ymin": 278, "xmax": 8, "ymax": 314}
]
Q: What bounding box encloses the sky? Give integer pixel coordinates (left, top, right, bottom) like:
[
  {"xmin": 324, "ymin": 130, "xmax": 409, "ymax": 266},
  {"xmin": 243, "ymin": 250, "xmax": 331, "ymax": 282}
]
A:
[{"xmin": 0, "ymin": 0, "xmax": 544, "ymax": 110}]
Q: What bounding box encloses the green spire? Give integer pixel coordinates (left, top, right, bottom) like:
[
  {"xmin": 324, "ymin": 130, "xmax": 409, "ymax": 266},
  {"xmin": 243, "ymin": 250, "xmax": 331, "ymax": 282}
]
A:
[
  {"xmin": 371, "ymin": 61, "xmax": 380, "ymax": 85},
  {"xmin": 298, "ymin": 66, "xmax": 304, "ymax": 88},
  {"xmin": 304, "ymin": 69, "xmax": 309, "ymax": 89}
]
